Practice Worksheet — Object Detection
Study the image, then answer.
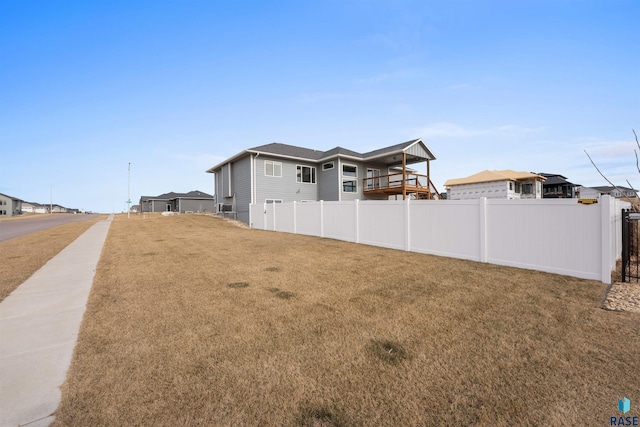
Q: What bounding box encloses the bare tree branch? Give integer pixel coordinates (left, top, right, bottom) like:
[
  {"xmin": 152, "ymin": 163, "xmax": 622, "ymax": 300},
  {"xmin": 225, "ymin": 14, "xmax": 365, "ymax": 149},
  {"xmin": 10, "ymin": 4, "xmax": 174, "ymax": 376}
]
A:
[
  {"xmin": 626, "ymin": 179, "xmax": 640, "ymax": 200},
  {"xmin": 584, "ymin": 149, "xmax": 637, "ymax": 207}
]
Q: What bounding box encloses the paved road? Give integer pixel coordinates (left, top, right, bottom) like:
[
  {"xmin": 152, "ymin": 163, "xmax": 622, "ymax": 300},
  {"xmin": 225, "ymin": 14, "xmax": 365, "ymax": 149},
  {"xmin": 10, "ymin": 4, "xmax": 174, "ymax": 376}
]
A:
[{"xmin": 0, "ymin": 214, "xmax": 100, "ymax": 242}]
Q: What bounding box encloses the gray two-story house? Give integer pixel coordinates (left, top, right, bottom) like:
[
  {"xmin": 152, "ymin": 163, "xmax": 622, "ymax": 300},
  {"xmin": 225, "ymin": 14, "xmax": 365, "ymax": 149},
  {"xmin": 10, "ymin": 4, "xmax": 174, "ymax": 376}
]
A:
[
  {"xmin": 0, "ymin": 193, "xmax": 23, "ymax": 217},
  {"xmin": 206, "ymin": 139, "xmax": 438, "ymax": 224}
]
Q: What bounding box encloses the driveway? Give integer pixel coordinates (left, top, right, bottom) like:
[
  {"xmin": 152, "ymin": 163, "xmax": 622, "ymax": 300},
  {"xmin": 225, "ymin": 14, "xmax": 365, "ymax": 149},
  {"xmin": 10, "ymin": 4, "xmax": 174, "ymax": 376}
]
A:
[{"xmin": 0, "ymin": 214, "xmax": 101, "ymax": 242}]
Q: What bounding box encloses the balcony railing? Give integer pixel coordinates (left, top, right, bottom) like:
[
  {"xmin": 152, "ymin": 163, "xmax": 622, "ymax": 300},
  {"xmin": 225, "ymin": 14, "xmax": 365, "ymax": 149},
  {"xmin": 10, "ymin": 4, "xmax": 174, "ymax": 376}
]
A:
[{"xmin": 363, "ymin": 173, "xmax": 441, "ymax": 199}]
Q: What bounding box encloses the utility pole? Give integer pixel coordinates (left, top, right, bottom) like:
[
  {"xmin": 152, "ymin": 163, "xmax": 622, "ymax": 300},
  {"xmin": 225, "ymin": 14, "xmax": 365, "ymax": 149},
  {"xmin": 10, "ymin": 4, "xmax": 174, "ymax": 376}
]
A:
[{"xmin": 127, "ymin": 162, "xmax": 131, "ymax": 219}]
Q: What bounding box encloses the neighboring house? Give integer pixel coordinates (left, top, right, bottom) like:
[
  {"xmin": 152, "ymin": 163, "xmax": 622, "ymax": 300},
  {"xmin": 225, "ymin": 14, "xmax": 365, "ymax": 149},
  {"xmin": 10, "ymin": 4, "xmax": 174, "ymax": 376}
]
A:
[
  {"xmin": 33, "ymin": 203, "xmax": 50, "ymax": 214},
  {"xmin": 130, "ymin": 205, "xmax": 140, "ymax": 213},
  {"xmin": 23, "ymin": 202, "xmax": 51, "ymax": 214},
  {"xmin": 51, "ymin": 204, "xmax": 68, "ymax": 213},
  {"xmin": 139, "ymin": 190, "xmax": 215, "ymax": 213},
  {"xmin": 444, "ymin": 170, "xmax": 545, "ymax": 200},
  {"xmin": 535, "ymin": 173, "xmax": 580, "ymax": 198},
  {"xmin": 0, "ymin": 193, "xmax": 23, "ymax": 217},
  {"xmin": 206, "ymin": 139, "xmax": 439, "ymax": 224},
  {"xmin": 21, "ymin": 202, "xmax": 36, "ymax": 213},
  {"xmin": 579, "ymin": 185, "xmax": 637, "ymax": 199}
]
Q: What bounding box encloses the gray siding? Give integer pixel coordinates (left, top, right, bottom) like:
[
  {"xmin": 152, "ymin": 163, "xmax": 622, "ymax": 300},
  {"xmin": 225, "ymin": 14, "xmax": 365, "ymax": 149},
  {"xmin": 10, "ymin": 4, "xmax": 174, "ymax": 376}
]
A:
[
  {"xmin": 179, "ymin": 198, "xmax": 215, "ymax": 213},
  {"xmin": 338, "ymin": 159, "xmax": 367, "ymax": 201},
  {"xmin": 0, "ymin": 194, "xmax": 21, "ymax": 217},
  {"xmin": 405, "ymin": 142, "xmax": 432, "ymax": 159},
  {"xmin": 216, "ymin": 163, "xmax": 235, "ymax": 214},
  {"xmin": 318, "ymin": 160, "xmax": 339, "ymax": 201},
  {"xmin": 255, "ymin": 156, "xmax": 319, "ymax": 204},
  {"xmin": 144, "ymin": 199, "xmax": 170, "ymax": 212},
  {"xmin": 232, "ymin": 155, "xmax": 252, "ymax": 222}
]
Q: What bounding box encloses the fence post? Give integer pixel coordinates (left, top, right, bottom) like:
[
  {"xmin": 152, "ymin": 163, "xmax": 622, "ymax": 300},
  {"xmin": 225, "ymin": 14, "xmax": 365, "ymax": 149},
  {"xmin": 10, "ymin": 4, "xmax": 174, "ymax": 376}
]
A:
[
  {"xmin": 293, "ymin": 201, "xmax": 297, "ymax": 234},
  {"xmin": 272, "ymin": 202, "xmax": 277, "ymax": 231},
  {"xmin": 479, "ymin": 197, "xmax": 487, "ymax": 263},
  {"xmin": 622, "ymin": 208, "xmax": 629, "ymax": 283},
  {"xmin": 320, "ymin": 200, "xmax": 324, "ymax": 238},
  {"xmin": 601, "ymin": 195, "xmax": 612, "ymax": 284},
  {"xmin": 405, "ymin": 198, "xmax": 411, "ymax": 251},
  {"xmin": 263, "ymin": 202, "xmax": 267, "ymax": 230},
  {"xmin": 355, "ymin": 199, "xmax": 360, "ymax": 243}
]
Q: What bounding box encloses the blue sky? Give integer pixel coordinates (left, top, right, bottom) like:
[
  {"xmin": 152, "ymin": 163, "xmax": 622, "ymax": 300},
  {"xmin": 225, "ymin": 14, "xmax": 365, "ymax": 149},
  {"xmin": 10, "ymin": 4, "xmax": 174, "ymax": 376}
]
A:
[{"xmin": 1, "ymin": 0, "xmax": 638, "ymax": 212}]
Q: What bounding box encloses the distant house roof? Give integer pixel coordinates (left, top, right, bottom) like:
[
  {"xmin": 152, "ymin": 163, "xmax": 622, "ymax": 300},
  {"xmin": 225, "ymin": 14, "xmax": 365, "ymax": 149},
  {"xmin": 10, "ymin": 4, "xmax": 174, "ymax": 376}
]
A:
[
  {"xmin": 444, "ymin": 170, "xmax": 546, "ymax": 187},
  {"xmin": 206, "ymin": 138, "xmax": 435, "ymax": 173},
  {"xmin": 141, "ymin": 190, "xmax": 213, "ymax": 202},
  {"xmin": 535, "ymin": 173, "xmax": 580, "ymax": 187},
  {"xmin": 0, "ymin": 193, "xmax": 23, "ymax": 201},
  {"xmin": 591, "ymin": 186, "xmax": 636, "ymax": 193}
]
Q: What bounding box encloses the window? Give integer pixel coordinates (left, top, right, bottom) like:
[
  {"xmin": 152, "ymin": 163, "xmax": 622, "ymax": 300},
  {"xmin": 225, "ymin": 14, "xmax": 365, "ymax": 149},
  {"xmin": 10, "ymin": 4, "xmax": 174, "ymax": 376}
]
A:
[
  {"xmin": 343, "ymin": 180, "xmax": 357, "ymax": 193},
  {"xmin": 296, "ymin": 165, "xmax": 316, "ymax": 183},
  {"xmin": 342, "ymin": 164, "xmax": 357, "ymax": 193},
  {"xmin": 522, "ymin": 183, "xmax": 534, "ymax": 195},
  {"xmin": 322, "ymin": 161, "xmax": 334, "ymax": 171},
  {"xmin": 509, "ymin": 182, "xmax": 513, "ymax": 191},
  {"xmin": 515, "ymin": 182, "xmax": 521, "ymax": 193},
  {"xmin": 264, "ymin": 161, "xmax": 282, "ymax": 177},
  {"xmin": 265, "ymin": 199, "xmax": 283, "ymax": 204},
  {"xmin": 342, "ymin": 164, "xmax": 357, "ymax": 177}
]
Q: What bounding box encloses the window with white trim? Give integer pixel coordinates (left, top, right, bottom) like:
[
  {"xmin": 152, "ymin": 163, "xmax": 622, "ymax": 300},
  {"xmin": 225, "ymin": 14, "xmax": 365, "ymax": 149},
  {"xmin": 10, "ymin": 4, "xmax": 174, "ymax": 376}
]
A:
[
  {"xmin": 342, "ymin": 164, "xmax": 357, "ymax": 177},
  {"xmin": 342, "ymin": 164, "xmax": 358, "ymax": 193},
  {"xmin": 322, "ymin": 161, "xmax": 334, "ymax": 171},
  {"xmin": 264, "ymin": 161, "xmax": 282, "ymax": 177},
  {"xmin": 296, "ymin": 165, "xmax": 316, "ymax": 183},
  {"xmin": 343, "ymin": 180, "xmax": 357, "ymax": 193}
]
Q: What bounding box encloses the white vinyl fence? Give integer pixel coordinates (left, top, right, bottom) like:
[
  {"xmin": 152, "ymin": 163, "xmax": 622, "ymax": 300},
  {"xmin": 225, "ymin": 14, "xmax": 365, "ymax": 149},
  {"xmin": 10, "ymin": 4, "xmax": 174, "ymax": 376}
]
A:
[{"xmin": 250, "ymin": 196, "xmax": 629, "ymax": 284}]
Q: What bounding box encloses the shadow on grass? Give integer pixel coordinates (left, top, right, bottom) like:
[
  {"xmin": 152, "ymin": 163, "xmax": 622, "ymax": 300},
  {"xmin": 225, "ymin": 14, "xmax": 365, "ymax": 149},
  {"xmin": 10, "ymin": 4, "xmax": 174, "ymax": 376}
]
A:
[
  {"xmin": 298, "ymin": 404, "xmax": 346, "ymax": 427},
  {"xmin": 367, "ymin": 339, "xmax": 409, "ymax": 365},
  {"xmin": 228, "ymin": 282, "xmax": 249, "ymax": 289},
  {"xmin": 267, "ymin": 287, "xmax": 295, "ymax": 299}
]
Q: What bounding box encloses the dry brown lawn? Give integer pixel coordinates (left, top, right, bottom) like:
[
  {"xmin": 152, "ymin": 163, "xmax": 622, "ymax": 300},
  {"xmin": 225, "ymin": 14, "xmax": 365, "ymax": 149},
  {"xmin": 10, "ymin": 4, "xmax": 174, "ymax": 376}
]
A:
[
  {"xmin": 55, "ymin": 214, "xmax": 639, "ymax": 426},
  {"xmin": 0, "ymin": 216, "xmax": 103, "ymax": 301}
]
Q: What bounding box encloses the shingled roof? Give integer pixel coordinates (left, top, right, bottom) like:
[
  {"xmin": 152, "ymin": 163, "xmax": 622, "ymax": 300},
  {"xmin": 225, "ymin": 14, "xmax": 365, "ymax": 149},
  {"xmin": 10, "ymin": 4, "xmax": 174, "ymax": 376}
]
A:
[
  {"xmin": 445, "ymin": 170, "xmax": 546, "ymax": 187},
  {"xmin": 207, "ymin": 138, "xmax": 433, "ymax": 172},
  {"xmin": 141, "ymin": 190, "xmax": 213, "ymax": 201}
]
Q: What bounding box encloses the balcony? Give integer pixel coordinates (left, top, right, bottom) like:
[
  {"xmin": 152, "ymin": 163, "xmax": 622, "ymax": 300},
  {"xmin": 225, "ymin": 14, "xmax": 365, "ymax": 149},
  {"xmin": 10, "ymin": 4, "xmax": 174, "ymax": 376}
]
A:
[{"xmin": 363, "ymin": 173, "xmax": 441, "ymax": 199}]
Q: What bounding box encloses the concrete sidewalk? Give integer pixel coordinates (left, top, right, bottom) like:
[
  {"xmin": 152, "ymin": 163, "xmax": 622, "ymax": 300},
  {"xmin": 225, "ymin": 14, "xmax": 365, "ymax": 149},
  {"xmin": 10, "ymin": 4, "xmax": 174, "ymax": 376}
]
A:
[{"xmin": 0, "ymin": 215, "xmax": 113, "ymax": 427}]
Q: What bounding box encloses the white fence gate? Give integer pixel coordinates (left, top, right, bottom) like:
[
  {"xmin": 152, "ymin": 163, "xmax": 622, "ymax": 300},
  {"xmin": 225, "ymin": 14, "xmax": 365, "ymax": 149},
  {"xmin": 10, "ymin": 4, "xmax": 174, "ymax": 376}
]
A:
[{"xmin": 250, "ymin": 196, "xmax": 628, "ymax": 284}]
